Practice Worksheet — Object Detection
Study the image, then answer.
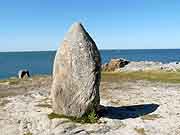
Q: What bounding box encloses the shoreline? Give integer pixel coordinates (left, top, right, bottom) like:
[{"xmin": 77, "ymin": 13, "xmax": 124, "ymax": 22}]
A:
[
  {"xmin": 1, "ymin": 59, "xmax": 180, "ymax": 81},
  {"xmin": 0, "ymin": 70, "xmax": 180, "ymax": 99},
  {"xmin": 1, "ymin": 48, "xmax": 180, "ymax": 53},
  {"xmin": 102, "ymin": 59, "xmax": 180, "ymax": 72},
  {"xmin": 0, "ymin": 72, "xmax": 180, "ymax": 134}
]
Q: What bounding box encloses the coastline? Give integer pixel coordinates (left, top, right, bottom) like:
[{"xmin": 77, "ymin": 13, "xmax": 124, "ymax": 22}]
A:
[
  {"xmin": 102, "ymin": 59, "xmax": 180, "ymax": 72},
  {"xmin": 0, "ymin": 72, "xmax": 180, "ymax": 134},
  {"xmin": 1, "ymin": 49, "xmax": 180, "ymax": 80},
  {"xmin": 1, "ymin": 59, "xmax": 180, "ymax": 80},
  {"xmin": 1, "ymin": 59, "xmax": 180, "ymax": 134}
]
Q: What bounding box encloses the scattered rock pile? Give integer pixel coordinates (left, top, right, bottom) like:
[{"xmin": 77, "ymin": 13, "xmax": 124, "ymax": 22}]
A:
[
  {"xmin": 120, "ymin": 61, "xmax": 180, "ymax": 72},
  {"xmin": 102, "ymin": 58, "xmax": 180, "ymax": 72},
  {"xmin": 51, "ymin": 22, "xmax": 101, "ymax": 117}
]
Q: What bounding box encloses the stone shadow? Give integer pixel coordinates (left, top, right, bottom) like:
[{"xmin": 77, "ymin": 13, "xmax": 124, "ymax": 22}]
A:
[{"xmin": 98, "ymin": 103, "xmax": 159, "ymax": 120}]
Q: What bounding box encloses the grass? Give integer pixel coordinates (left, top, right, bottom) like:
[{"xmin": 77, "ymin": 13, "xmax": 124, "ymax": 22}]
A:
[
  {"xmin": 35, "ymin": 104, "xmax": 52, "ymax": 108},
  {"xmin": 0, "ymin": 75, "xmax": 51, "ymax": 98},
  {"xmin": 141, "ymin": 114, "xmax": 162, "ymax": 120},
  {"xmin": 1, "ymin": 71, "xmax": 179, "ymax": 86},
  {"xmin": 102, "ymin": 71, "xmax": 180, "ymax": 83},
  {"xmin": 0, "ymin": 75, "xmax": 50, "ymax": 85},
  {"xmin": 8, "ymin": 79, "xmax": 21, "ymax": 85},
  {"xmin": 134, "ymin": 128, "xmax": 146, "ymax": 135},
  {"xmin": 23, "ymin": 132, "xmax": 32, "ymax": 135},
  {"xmin": 31, "ymin": 74, "xmax": 50, "ymax": 80},
  {"xmin": 48, "ymin": 109, "xmax": 98, "ymax": 124},
  {"xmin": 0, "ymin": 77, "xmax": 20, "ymax": 85},
  {"xmin": 0, "ymin": 99, "xmax": 10, "ymax": 106},
  {"xmin": 3, "ymin": 74, "xmax": 49, "ymax": 83}
]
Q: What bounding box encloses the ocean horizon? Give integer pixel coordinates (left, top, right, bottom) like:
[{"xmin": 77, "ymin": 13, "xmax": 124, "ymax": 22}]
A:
[{"xmin": 0, "ymin": 49, "xmax": 180, "ymax": 79}]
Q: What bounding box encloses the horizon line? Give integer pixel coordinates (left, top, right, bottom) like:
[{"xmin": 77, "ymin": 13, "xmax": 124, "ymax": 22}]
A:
[{"xmin": 0, "ymin": 48, "xmax": 180, "ymax": 53}]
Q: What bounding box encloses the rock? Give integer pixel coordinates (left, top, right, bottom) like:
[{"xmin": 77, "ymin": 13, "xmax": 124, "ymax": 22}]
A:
[
  {"xmin": 51, "ymin": 22, "xmax": 101, "ymax": 117},
  {"xmin": 18, "ymin": 69, "xmax": 30, "ymax": 79},
  {"xmin": 120, "ymin": 61, "xmax": 180, "ymax": 72},
  {"xmin": 120, "ymin": 61, "xmax": 162, "ymax": 72},
  {"xmin": 102, "ymin": 58, "xmax": 129, "ymax": 71}
]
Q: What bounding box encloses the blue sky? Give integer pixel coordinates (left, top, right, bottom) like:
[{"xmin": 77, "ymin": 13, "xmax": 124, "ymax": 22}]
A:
[{"xmin": 0, "ymin": 0, "xmax": 180, "ymax": 52}]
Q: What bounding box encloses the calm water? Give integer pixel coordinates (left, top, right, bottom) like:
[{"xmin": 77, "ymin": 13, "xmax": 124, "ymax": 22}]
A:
[{"xmin": 0, "ymin": 49, "xmax": 180, "ymax": 79}]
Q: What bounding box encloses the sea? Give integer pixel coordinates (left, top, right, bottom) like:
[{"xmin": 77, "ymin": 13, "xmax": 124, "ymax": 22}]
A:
[{"xmin": 0, "ymin": 49, "xmax": 180, "ymax": 79}]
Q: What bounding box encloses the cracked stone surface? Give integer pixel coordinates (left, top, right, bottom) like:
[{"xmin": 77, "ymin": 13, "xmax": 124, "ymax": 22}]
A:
[{"xmin": 51, "ymin": 22, "xmax": 101, "ymax": 117}]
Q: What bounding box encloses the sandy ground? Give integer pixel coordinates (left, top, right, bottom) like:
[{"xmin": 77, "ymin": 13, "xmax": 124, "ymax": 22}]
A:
[{"xmin": 0, "ymin": 76, "xmax": 180, "ymax": 135}]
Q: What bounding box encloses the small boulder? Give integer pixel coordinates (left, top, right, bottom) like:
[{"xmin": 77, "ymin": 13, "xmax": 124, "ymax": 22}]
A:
[
  {"xmin": 102, "ymin": 58, "xmax": 129, "ymax": 71},
  {"xmin": 18, "ymin": 69, "xmax": 30, "ymax": 79},
  {"xmin": 51, "ymin": 22, "xmax": 101, "ymax": 117}
]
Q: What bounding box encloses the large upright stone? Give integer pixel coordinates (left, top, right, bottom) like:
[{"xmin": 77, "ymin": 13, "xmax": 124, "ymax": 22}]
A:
[{"xmin": 51, "ymin": 22, "xmax": 101, "ymax": 117}]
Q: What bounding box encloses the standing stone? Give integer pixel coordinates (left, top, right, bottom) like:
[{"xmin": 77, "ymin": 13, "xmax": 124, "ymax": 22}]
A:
[{"xmin": 51, "ymin": 22, "xmax": 101, "ymax": 117}]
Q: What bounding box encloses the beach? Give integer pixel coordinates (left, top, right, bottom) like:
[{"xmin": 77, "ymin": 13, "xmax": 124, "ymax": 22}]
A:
[{"xmin": 0, "ymin": 69, "xmax": 180, "ymax": 135}]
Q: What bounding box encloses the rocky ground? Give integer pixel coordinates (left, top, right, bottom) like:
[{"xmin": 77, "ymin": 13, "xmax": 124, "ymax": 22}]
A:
[
  {"xmin": 102, "ymin": 58, "xmax": 180, "ymax": 72},
  {"xmin": 0, "ymin": 75, "xmax": 180, "ymax": 135},
  {"xmin": 120, "ymin": 61, "xmax": 180, "ymax": 72}
]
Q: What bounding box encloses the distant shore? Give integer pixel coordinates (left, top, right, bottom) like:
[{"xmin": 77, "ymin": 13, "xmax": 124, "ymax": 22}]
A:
[
  {"xmin": 102, "ymin": 58, "xmax": 180, "ymax": 72},
  {"xmin": 1, "ymin": 59, "xmax": 180, "ymax": 80},
  {"xmin": 1, "ymin": 49, "xmax": 180, "ymax": 79},
  {"xmin": 118, "ymin": 61, "xmax": 180, "ymax": 72}
]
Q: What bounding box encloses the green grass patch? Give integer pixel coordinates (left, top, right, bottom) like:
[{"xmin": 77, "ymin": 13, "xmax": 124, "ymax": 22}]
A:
[
  {"xmin": 48, "ymin": 109, "xmax": 98, "ymax": 124},
  {"xmin": 101, "ymin": 71, "xmax": 180, "ymax": 83},
  {"xmin": 141, "ymin": 114, "xmax": 162, "ymax": 120},
  {"xmin": 8, "ymin": 79, "xmax": 21, "ymax": 85},
  {"xmin": 0, "ymin": 75, "xmax": 50, "ymax": 86},
  {"xmin": 0, "ymin": 99, "xmax": 10, "ymax": 106},
  {"xmin": 0, "ymin": 80, "xmax": 8, "ymax": 83},
  {"xmin": 134, "ymin": 128, "xmax": 146, "ymax": 135},
  {"xmin": 23, "ymin": 132, "xmax": 32, "ymax": 135},
  {"xmin": 36, "ymin": 104, "xmax": 52, "ymax": 108},
  {"xmin": 0, "ymin": 78, "xmax": 20, "ymax": 85},
  {"xmin": 30, "ymin": 74, "xmax": 51, "ymax": 80}
]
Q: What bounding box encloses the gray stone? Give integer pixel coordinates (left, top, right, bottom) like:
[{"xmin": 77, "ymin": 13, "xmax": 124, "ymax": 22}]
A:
[
  {"xmin": 51, "ymin": 22, "xmax": 101, "ymax": 117},
  {"xmin": 18, "ymin": 69, "xmax": 30, "ymax": 79}
]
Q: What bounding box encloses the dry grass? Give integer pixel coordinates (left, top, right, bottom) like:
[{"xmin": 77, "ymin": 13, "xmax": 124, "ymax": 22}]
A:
[
  {"xmin": 48, "ymin": 109, "xmax": 98, "ymax": 124},
  {"xmin": 134, "ymin": 128, "xmax": 146, "ymax": 135},
  {"xmin": 0, "ymin": 75, "xmax": 51, "ymax": 98},
  {"xmin": 0, "ymin": 75, "xmax": 50, "ymax": 85},
  {"xmin": 141, "ymin": 114, "xmax": 162, "ymax": 120},
  {"xmin": 35, "ymin": 104, "xmax": 52, "ymax": 108},
  {"xmin": 0, "ymin": 99, "xmax": 10, "ymax": 106},
  {"xmin": 23, "ymin": 132, "xmax": 32, "ymax": 135},
  {"xmin": 102, "ymin": 71, "xmax": 180, "ymax": 83},
  {"xmin": 0, "ymin": 78, "xmax": 20, "ymax": 85}
]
